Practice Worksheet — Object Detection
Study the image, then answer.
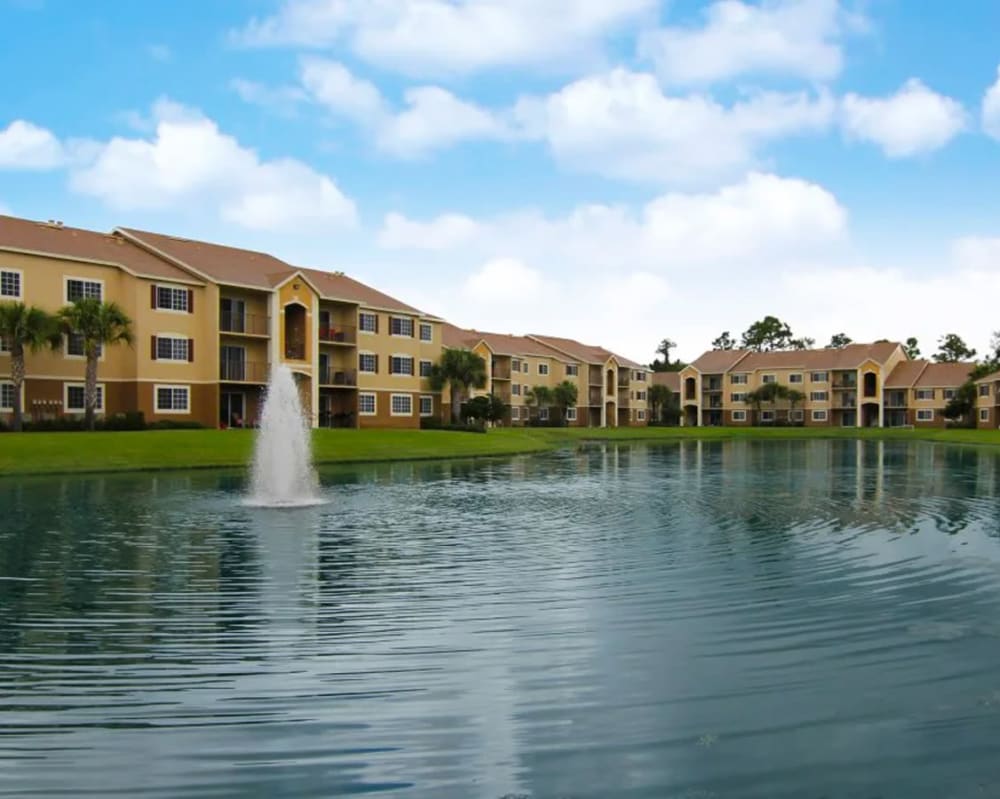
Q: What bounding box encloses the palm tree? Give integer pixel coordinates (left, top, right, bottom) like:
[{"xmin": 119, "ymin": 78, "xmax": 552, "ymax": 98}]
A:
[
  {"xmin": 747, "ymin": 382, "xmax": 788, "ymax": 425},
  {"xmin": 429, "ymin": 348, "xmax": 487, "ymax": 422},
  {"xmin": 787, "ymin": 388, "xmax": 806, "ymax": 424},
  {"xmin": 0, "ymin": 302, "xmax": 59, "ymax": 431},
  {"xmin": 57, "ymin": 299, "xmax": 134, "ymax": 431},
  {"xmin": 525, "ymin": 385, "xmax": 554, "ymax": 424},
  {"xmin": 648, "ymin": 384, "xmax": 671, "ymax": 424},
  {"xmin": 552, "ymin": 380, "xmax": 578, "ymax": 425}
]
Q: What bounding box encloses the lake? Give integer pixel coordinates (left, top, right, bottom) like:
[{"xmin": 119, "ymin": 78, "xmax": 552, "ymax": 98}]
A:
[{"xmin": 2, "ymin": 440, "xmax": 1000, "ymax": 798}]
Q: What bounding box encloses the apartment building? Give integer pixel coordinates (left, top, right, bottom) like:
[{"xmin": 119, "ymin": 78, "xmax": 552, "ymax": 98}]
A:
[
  {"xmin": 882, "ymin": 360, "xmax": 975, "ymax": 428},
  {"xmin": 442, "ymin": 326, "xmax": 650, "ymax": 427},
  {"xmin": 679, "ymin": 342, "xmax": 912, "ymax": 427},
  {"xmin": 976, "ymin": 369, "xmax": 1000, "ymax": 429},
  {"xmin": 0, "ymin": 214, "xmax": 443, "ymax": 429}
]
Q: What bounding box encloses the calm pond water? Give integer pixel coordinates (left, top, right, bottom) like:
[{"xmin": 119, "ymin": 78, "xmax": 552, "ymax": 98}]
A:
[{"xmin": 3, "ymin": 440, "xmax": 1000, "ymax": 798}]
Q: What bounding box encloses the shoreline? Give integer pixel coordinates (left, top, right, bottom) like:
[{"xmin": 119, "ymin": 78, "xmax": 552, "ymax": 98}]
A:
[{"xmin": 2, "ymin": 426, "xmax": 1000, "ymax": 478}]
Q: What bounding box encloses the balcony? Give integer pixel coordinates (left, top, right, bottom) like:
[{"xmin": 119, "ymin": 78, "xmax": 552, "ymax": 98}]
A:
[
  {"xmin": 703, "ymin": 379, "xmax": 723, "ymax": 392},
  {"xmin": 319, "ymin": 367, "xmax": 358, "ymax": 387},
  {"xmin": 492, "ymin": 362, "xmax": 512, "ymax": 381},
  {"xmin": 832, "ymin": 377, "xmax": 857, "ymax": 389},
  {"xmin": 220, "ymin": 360, "xmax": 268, "ymax": 383},
  {"xmin": 319, "ymin": 324, "xmax": 357, "ymax": 345},
  {"xmin": 618, "ymin": 388, "xmax": 630, "ymax": 405},
  {"xmin": 834, "ymin": 394, "xmax": 858, "ymax": 409},
  {"xmin": 220, "ymin": 311, "xmax": 269, "ymax": 336},
  {"xmin": 589, "ymin": 387, "xmax": 603, "ymax": 405},
  {"xmin": 708, "ymin": 399, "xmax": 723, "ymax": 410}
]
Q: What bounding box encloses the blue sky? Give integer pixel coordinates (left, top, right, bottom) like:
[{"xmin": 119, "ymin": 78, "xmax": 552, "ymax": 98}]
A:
[{"xmin": 2, "ymin": 0, "xmax": 1000, "ymax": 363}]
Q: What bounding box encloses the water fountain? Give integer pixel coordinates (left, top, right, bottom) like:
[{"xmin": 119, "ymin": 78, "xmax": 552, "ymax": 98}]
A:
[{"xmin": 247, "ymin": 364, "xmax": 323, "ymax": 507}]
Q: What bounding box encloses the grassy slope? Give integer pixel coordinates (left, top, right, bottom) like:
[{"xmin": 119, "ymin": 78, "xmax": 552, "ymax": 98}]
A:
[{"xmin": 2, "ymin": 426, "xmax": 1000, "ymax": 476}]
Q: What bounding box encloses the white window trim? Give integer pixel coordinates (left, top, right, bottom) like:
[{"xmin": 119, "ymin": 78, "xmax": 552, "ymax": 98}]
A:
[
  {"xmin": 810, "ymin": 372, "xmax": 829, "ymax": 383},
  {"xmin": 732, "ymin": 410, "xmax": 747, "ymax": 422},
  {"xmin": 566, "ymin": 407, "xmax": 578, "ymax": 421},
  {"xmin": 760, "ymin": 410, "xmax": 775, "ymax": 421},
  {"xmin": 943, "ymin": 389, "xmax": 956, "ymax": 400},
  {"xmin": 810, "ymin": 392, "xmax": 828, "ymax": 402},
  {"xmin": 761, "ymin": 374, "xmax": 776, "ymax": 384},
  {"xmin": 358, "ymin": 351, "xmax": 377, "ymax": 373},
  {"xmin": 358, "ymin": 312, "xmax": 378, "ymax": 335},
  {"xmin": 512, "ymin": 384, "xmax": 521, "ymax": 396},
  {"xmin": 0, "ymin": 268, "xmax": 24, "ymax": 299},
  {"xmin": 154, "ymin": 284, "xmax": 190, "ymax": 314},
  {"xmin": 915, "ymin": 390, "xmax": 935, "ymax": 401},
  {"xmin": 419, "ymin": 395, "xmax": 434, "ymax": 417},
  {"xmin": 636, "ymin": 410, "xmax": 645, "ymax": 421},
  {"xmin": 731, "ymin": 393, "xmax": 747, "ymax": 403},
  {"xmin": 390, "ymin": 393, "xmax": 413, "ymax": 416},
  {"xmin": 790, "ymin": 410, "xmax": 804, "ymax": 421},
  {"xmin": 419, "ymin": 359, "xmax": 433, "ymax": 377},
  {"xmin": 63, "ymin": 333, "xmax": 105, "ymax": 362},
  {"xmin": 64, "ymin": 382, "xmax": 105, "ymax": 413},
  {"xmin": 511, "ymin": 406, "xmax": 520, "ymax": 420},
  {"xmin": 419, "ymin": 323, "xmax": 433, "ymax": 342},
  {"xmin": 539, "ymin": 407, "xmax": 549, "ymax": 420},
  {"xmin": 0, "ymin": 380, "xmax": 21, "ymax": 411},
  {"xmin": 155, "ymin": 333, "xmax": 190, "ymax": 363},
  {"xmin": 538, "ymin": 363, "xmax": 549, "ymax": 375},
  {"xmin": 916, "ymin": 409, "xmax": 934, "ymax": 422},
  {"xmin": 64, "ymin": 276, "xmax": 104, "ymax": 303},
  {"xmin": 730, "ymin": 373, "xmax": 748, "ymax": 385},
  {"xmin": 566, "ymin": 365, "xmax": 579, "ymax": 377},
  {"xmin": 812, "ymin": 410, "xmax": 828, "ymax": 421},
  {"xmin": 789, "ymin": 374, "xmax": 803, "ymax": 383},
  {"xmin": 359, "ymin": 392, "xmax": 377, "ymax": 416},
  {"xmin": 154, "ymin": 384, "xmax": 191, "ymax": 415},
  {"xmin": 390, "ymin": 353, "xmax": 415, "ymax": 377},
  {"xmin": 980, "ymin": 409, "xmax": 990, "ymax": 421},
  {"xmin": 389, "ymin": 316, "xmax": 414, "ymax": 338}
]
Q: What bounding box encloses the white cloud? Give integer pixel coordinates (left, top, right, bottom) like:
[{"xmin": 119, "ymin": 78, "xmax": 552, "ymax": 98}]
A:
[
  {"xmin": 299, "ymin": 57, "xmax": 385, "ymax": 123},
  {"xmin": 639, "ymin": 0, "xmax": 858, "ymax": 85},
  {"xmin": 230, "ymin": 78, "xmax": 309, "ymax": 117},
  {"xmin": 233, "ymin": 0, "xmax": 655, "ymax": 77},
  {"xmin": 982, "ymin": 66, "xmax": 1000, "ymax": 140},
  {"xmin": 0, "ymin": 120, "xmax": 65, "ymax": 169},
  {"xmin": 515, "ymin": 69, "xmax": 834, "ymax": 184},
  {"xmin": 377, "ymin": 172, "xmax": 848, "ymax": 361},
  {"xmin": 841, "ymin": 79, "xmax": 967, "ymax": 158},
  {"xmin": 69, "ymin": 99, "xmax": 357, "ymax": 231}
]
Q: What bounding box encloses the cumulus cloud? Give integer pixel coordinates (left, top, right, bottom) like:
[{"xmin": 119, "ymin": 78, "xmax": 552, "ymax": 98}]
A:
[
  {"xmin": 0, "ymin": 120, "xmax": 66, "ymax": 169},
  {"xmin": 514, "ymin": 69, "xmax": 835, "ymax": 184},
  {"xmin": 230, "ymin": 78, "xmax": 309, "ymax": 117},
  {"xmin": 639, "ymin": 0, "xmax": 860, "ymax": 85},
  {"xmin": 982, "ymin": 66, "xmax": 1000, "ymax": 140},
  {"xmin": 232, "ymin": 0, "xmax": 655, "ymax": 77},
  {"xmin": 841, "ymin": 79, "xmax": 967, "ymax": 157},
  {"xmin": 69, "ymin": 99, "xmax": 357, "ymax": 231}
]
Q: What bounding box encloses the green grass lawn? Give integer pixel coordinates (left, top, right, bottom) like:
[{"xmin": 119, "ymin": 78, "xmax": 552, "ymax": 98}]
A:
[{"xmin": 2, "ymin": 425, "xmax": 1000, "ymax": 476}]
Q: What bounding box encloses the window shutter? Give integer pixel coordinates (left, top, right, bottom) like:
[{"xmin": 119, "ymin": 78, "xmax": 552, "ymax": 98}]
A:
[
  {"xmin": 187, "ymin": 289, "xmax": 194, "ymax": 313},
  {"xmin": 151, "ymin": 285, "xmax": 158, "ymax": 309},
  {"xmin": 188, "ymin": 339, "xmax": 194, "ymax": 363},
  {"xmin": 150, "ymin": 335, "xmax": 157, "ymax": 360},
  {"xmin": 374, "ymin": 354, "xmax": 379, "ymax": 373},
  {"xmin": 375, "ymin": 315, "xmax": 379, "ymax": 334}
]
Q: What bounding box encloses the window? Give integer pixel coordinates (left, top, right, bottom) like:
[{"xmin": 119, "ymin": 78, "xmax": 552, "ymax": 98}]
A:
[
  {"xmin": 419, "ymin": 395, "xmax": 433, "ymax": 417},
  {"xmin": 566, "ymin": 364, "xmax": 579, "ymax": 377},
  {"xmin": 730, "ymin": 373, "xmax": 748, "ymax": 385},
  {"xmin": 538, "ymin": 363, "xmax": 549, "ymax": 375},
  {"xmin": 1, "ymin": 270, "xmax": 22, "ymax": 298},
  {"xmin": 66, "ymin": 278, "xmax": 102, "ymax": 302},
  {"xmin": 359, "ymin": 312, "xmax": 378, "ymax": 333},
  {"xmin": 915, "ymin": 389, "xmax": 935, "ymax": 401},
  {"xmin": 359, "ymin": 353, "xmax": 377, "ymax": 373},
  {"xmin": 731, "ymin": 392, "xmax": 747, "ymax": 403},
  {"xmin": 634, "ymin": 371, "xmax": 646, "ymax": 382},
  {"xmin": 760, "ymin": 410, "xmax": 775, "ymax": 422},
  {"xmin": 390, "ymin": 355, "xmax": 414, "ymax": 376},
  {"xmin": 761, "ymin": 374, "xmax": 776, "ymax": 384},
  {"xmin": 511, "ymin": 406, "xmax": 520, "ymax": 420},
  {"xmin": 522, "ymin": 362, "xmax": 529, "ymax": 373},
  {"xmin": 636, "ymin": 390, "xmax": 647, "ymax": 401},
  {"xmin": 391, "ymin": 394, "xmax": 412, "ymax": 416},
  {"xmin": 512, "ymin": 359, "xmax": 522, "ymax": 372},
  {"xmin": 419, "ymin": 359, "xmax": 433, "ymax": 378},
  {"xmin": 0, "ymin": 335, "xmax": 10, "ymax": 353},
  {"xmin": 512, "ymin": 384, "xmax": 521, "ymax": 396},
  {"xmin": 65, "ymin": 383, "xmax": 103, "ymax": 412},
  {"xmin": 789, "ymin": 373, "xmax": 803, "ymax": 384},
  {"xmin": 539, "ymin": 407, "xmax": 549, "ymax": 421},
  {"xmin": 359, "ymin": 393, "xmax": 376, "ymax": 415},
  {"xmin": 810, "ymin": 371, "xmax": 828, "ymax": 382},
  {"xmin": 566, "ymin": 408, "xmax": 577, "ymax": 421},
  {"xmin": 637, "ymin": 410, "xmax": 645, "ymax": 421},
  {"xmin": 790, "ymin": 410, "xmax": 804, "ymax": 422},
  {"xmin": 812, "ymin": 410, "xmax": 828, "ymax": 422},
  {"xmin": 155, "ymin": 286, "xmax": 190, "ymax": 312},
  {"xmin": 980, "ymin": 384, "xmax": 991, "ymax": 397},
  {"xmin": 810, "ymin": 391, "xmax": 828, "ymax": 402},
  {"xmin": 155, "ymin": 385, "xmax": 190, "ymax": 413},
  {"xmin": 155, "ymin": 336, "xmax": 189, "ymax": 361},
  {"xmin": 0, "ymin": 382, "xmax": 14, "ymax": 410},
  {"xmin": 390, "ymin": 317, "xmax": 413, "ymax": 337},
  {"xmin": 943, "ymin": 389, "xmax": 956, "ymax": 401},
  {"xmin": 732, "ymin": 410, "xmax": 747, "ymax": 422},
  {"xmin": 980, "ymin": 409, "xmax": 990, "ymax": 422},
  {"xmin": 916, "ymin": 409, "xmax": 934, "ymax": 422},
  {"xmin": 419, "ymin": 323, "xmax": 433, "ymax": 342},
  {"xmin": 66, "ymin": 333, "xmax": 101, "ymax": 358}
]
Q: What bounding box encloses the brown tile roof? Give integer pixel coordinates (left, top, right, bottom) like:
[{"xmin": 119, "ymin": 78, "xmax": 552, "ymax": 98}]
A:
[
  {"xmin": 915, "ymin": 361, "xmax": 976, "ymax": 387},
  {"xmin": 0, "ymin": 215, "xmax": 199, "ymax": 283},
  {"xmin": 527, "ymin": 333, "xmax": 647, "ymax": 367},
  {"xmin": 975, "ymin": 368, "xmax": 1000, "ymax": 384},
  {"xmin": 444, "ymin": 325, "xmax": 572, "ymax": 358},
  {"xmin": 299, "ymin": 267, "xmax": 432, "ymax": 316},
  {"xmin": 884, "ymin": 360, "xmax": 929, "ymax": 388},
  {"xmin": 651, "ymin": 371, "xmax": 681, "ymax": 392},
  {"xmin": 118, "ymin": 227, "xmax": 295, "ymax": 288},
  {"xmin": 442, "ymin": 323, "xmax": 482, "ymax": 349},
  {"xmin": 691, "ymin": 342, "xmax": 903, "ymax": 374}
]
